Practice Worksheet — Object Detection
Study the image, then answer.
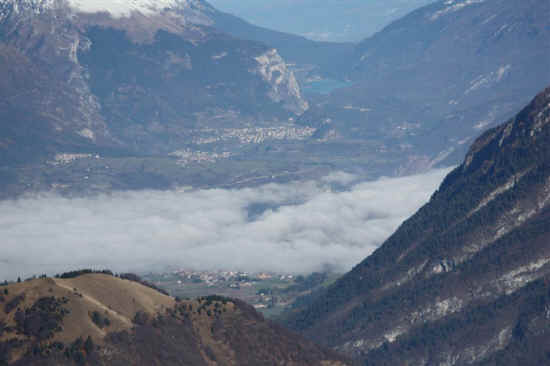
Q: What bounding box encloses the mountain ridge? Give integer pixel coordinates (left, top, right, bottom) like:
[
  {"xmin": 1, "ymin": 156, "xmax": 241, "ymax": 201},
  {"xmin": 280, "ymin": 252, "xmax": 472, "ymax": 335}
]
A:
[
  {"xmin": 0, "ymin": 0, "xmax": 323, "ymax": 198},
  {"xmin": 0, "ymin": 273, "xmax": 349, "ymax": 365},
  {"xmin": 297, "ymin": 0, "xmax": 550, "ymax": 176},
  {"xmin": 286, "ymin": 86, "xmax": 550, "ymax": 364}
]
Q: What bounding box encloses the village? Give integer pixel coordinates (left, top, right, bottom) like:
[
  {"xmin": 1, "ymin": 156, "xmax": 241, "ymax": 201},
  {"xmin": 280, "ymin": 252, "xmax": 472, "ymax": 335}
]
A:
[
  {"xmin": 143, "ymin": 269, "xmax": 337, "ymax": 317},
  {"xmin": 192, "ymin": 125, "xmax": 316, "ymax": 145}
]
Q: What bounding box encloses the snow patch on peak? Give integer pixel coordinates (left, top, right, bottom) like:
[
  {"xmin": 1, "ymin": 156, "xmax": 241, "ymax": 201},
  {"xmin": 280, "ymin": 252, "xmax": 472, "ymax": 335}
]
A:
[
  {"xmin": 2, "ymin": 0, "xmax": 207, "ymax": 18},
  {"xmin": 430, "ymin": 0, "xmax": 485, "ymax": 21},
  {"xmin": 67, "ymin": 0, "xmax": 185, "ymax": 17},
  {"xmin": 1, "ymin": 0, "xmax": 58, "ymax": 16},
  {"xmin": 465, "ymin": 65, "xmax": 512, "ymax": 95}
]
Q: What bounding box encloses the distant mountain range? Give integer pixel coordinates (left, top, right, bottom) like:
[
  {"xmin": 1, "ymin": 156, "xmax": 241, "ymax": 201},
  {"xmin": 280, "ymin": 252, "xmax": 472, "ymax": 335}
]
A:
[
  {"xmin": 0, "ymin": 272, "xmax": 347, "ymax": 365},
  {"xmin": 0, "ymin": 0, "xmax": 323, "ymax": 197},
  {"xmin": 1, "ymin": 0, "xmax": 549, "ymax": 200},
  {"xmin": 207, "ymin": 6, "xmax": 355, "ymax": 80},
  {"xmin": 300, "ymin": 0, "xmax": 550, "ymax": 174},
  {"xmin": 208, "ymin": 0, "xmax": 435, "ymax": 42},
  {"xmin": 286, "ymin": 86, "xmax": 550, "ymax": 365}
]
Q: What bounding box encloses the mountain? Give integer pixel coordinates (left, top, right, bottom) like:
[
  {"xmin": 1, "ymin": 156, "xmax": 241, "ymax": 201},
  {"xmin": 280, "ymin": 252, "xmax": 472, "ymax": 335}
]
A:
[
  {"xmin": 208, "ymin": 0, "xmax": 434, "ymax": 43},
  {"xmin": 0, "ymin": 0, "xmax": 319, "ymax": 197},
  {"xmin": 285, "ymin": 86, "xmax": 550, "ymax": 364},
  {"xmin": 4, "ymin": 0, "xmax": 549, "ymax": 200},
  {"xmin": 0, "ymin": 272, "xmax": 348, "ymax": 365},
  {"xmin": 298, "ymin": 0, "xmax": 550, "ymax": 174},
  {"xmin": 206, "ymin": 7, "xmax": 354, "ymax": 81}
]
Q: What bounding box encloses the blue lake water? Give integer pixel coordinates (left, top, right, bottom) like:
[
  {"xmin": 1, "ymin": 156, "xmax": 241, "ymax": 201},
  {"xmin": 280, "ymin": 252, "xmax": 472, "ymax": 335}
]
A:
[{"xmin": 302, "ymin": 79, "xmax": 353, "ymax": 95}]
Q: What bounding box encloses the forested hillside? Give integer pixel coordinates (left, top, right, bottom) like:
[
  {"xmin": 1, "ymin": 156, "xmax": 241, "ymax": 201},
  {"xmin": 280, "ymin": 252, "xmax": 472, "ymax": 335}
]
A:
[{"xmin": 287, "ymin": 87, "xmax": 550, "ymax": 364}]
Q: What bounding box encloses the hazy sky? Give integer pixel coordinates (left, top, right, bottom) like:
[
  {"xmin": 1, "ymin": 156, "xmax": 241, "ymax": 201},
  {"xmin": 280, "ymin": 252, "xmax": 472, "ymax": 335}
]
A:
[
  {"xmin": 0, "ymin": 169, "xmax": 450, "ymax": 281},
  {"xmin": 208, "ymin": 0, "xmax": 435, "ymax": 42}
]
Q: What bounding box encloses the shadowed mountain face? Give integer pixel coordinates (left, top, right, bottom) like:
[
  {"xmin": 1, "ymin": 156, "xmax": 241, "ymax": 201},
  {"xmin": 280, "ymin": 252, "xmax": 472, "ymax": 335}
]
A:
[
  {"xmin": 0, "ymin": 273, "xmax": 348, "ymax": 366},
  {"xmin": 286, "ymin": 87, "xmax": 550, "ymax": 364},
  {"xmin": 0, "ymin": 0, "xmax": 314, "ymax": 197},
  {"xmin": 299, "ymin": 0, "xmax": 550, "ymax": 173},
  {"xmin": 0, "ymin": 0, "xmax": 308, "ymax": 156}
]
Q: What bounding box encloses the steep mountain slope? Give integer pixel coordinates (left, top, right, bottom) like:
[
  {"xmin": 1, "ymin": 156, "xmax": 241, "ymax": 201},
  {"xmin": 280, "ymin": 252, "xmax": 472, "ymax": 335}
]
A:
[
  {"xmin": 207, "ymin": 8, "xmax": 354, "ymax": 80},
  {"xmin": 0, "ymin": 273, "xmax": 348, "ymax": 365},
  {"xmin": 0, "ymin": 0, "xmax": 315, "ymax": 197},
  {"xmin": 298, "ymin": 0, "xmax": 550, "ymax": 173},
  {"xmin": 286, "ymin": 87, "xmax": 550, "ymax": 364}
]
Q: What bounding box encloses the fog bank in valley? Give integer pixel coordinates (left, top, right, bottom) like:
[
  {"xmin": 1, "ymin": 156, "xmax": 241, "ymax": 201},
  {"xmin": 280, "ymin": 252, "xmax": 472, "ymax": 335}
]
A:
[{"xmin": 0, "ymin": 169, "xmax": 451, "ymax": 280}]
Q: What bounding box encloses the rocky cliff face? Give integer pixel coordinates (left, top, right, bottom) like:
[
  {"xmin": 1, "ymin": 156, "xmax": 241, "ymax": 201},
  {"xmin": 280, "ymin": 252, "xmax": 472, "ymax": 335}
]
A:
[
  {"xmin": 286, "ymin": 87, "xmax": 550, "ymax": 365},
  {"xmin": 0, "ymin": 0, "xmax": 307, "ymax": 165},
  {"xmin": 253, "ymin": 48, "xmax": 309, "ymax": 114}
]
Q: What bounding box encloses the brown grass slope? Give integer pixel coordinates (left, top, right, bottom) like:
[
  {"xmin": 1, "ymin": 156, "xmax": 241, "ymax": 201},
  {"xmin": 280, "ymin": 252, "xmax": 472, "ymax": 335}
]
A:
[{"xmin": 0, "ymin": 273, "xmax": 347, "ymax": 366}]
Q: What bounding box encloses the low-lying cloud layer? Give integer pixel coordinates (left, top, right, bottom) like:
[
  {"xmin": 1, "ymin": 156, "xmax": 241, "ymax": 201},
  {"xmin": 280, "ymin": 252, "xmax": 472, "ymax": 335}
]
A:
[{"xmin": 0, "ymin": 169, "xmax": 450, "ymax": 280}]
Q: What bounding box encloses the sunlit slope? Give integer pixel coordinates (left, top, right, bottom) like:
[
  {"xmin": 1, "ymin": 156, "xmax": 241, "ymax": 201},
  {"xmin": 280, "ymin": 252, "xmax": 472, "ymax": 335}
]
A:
[
  {"xmin": 0, "ymin": 273, "xmax": 347, "ymax": 365},
  {"xmin": 0, "ymin": 275, "xmax": 174, "ymax": 344}
]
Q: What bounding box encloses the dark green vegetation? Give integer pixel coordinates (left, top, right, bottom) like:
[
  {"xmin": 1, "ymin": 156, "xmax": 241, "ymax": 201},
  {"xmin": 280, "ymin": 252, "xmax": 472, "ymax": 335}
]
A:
[
  {"xmin": 56, "ymin": 270, "xmax": 114, "ymax": 279},
  {"xmin": 0, "ymin": 274, "xmax": 348, "ymax": 366},
  {"xmin": 93, "ymin": 299, "xmax": 346, "ymax": 366},
  {"xmin": 89, "ymin": 311, "xmax": 110, "ymax": 329},
  {"xmin": 365, "ymin": 279, "xmax": 550, "ymax": 366},
  {"xmin": 118, "ymin": 273, "xmax": 171, "ymax": 296},
  {"xmin": 14, "ymin": 297, "xmax": 69, "ymax": 341},
  {"xmin": 1, "ymin": 296, "xmax": 70, "ymax": 363},
  {"xmin": 63, "ymin": 336, "xmax": 96, "ymax": 366},
  {"xmin": 286, "ymin": 87, "xmax": 550, "ymax": 364}
]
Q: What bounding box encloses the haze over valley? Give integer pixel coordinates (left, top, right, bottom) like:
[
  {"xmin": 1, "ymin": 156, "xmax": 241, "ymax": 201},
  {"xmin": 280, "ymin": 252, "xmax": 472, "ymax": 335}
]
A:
[
  {"xmin": 208, "ymin": 0, "xmax": 434, "ymax": 42},
  {"xmin": 0, "ymin": 169, "xmax": 448, "ymax": 280}
]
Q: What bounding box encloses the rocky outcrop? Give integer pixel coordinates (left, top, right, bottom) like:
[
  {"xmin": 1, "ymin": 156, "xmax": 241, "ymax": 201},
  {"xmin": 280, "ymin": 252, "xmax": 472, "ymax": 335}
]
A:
[{"xmin": 253, "ymin": 48, "xmax": 309, "ymax": 114}]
